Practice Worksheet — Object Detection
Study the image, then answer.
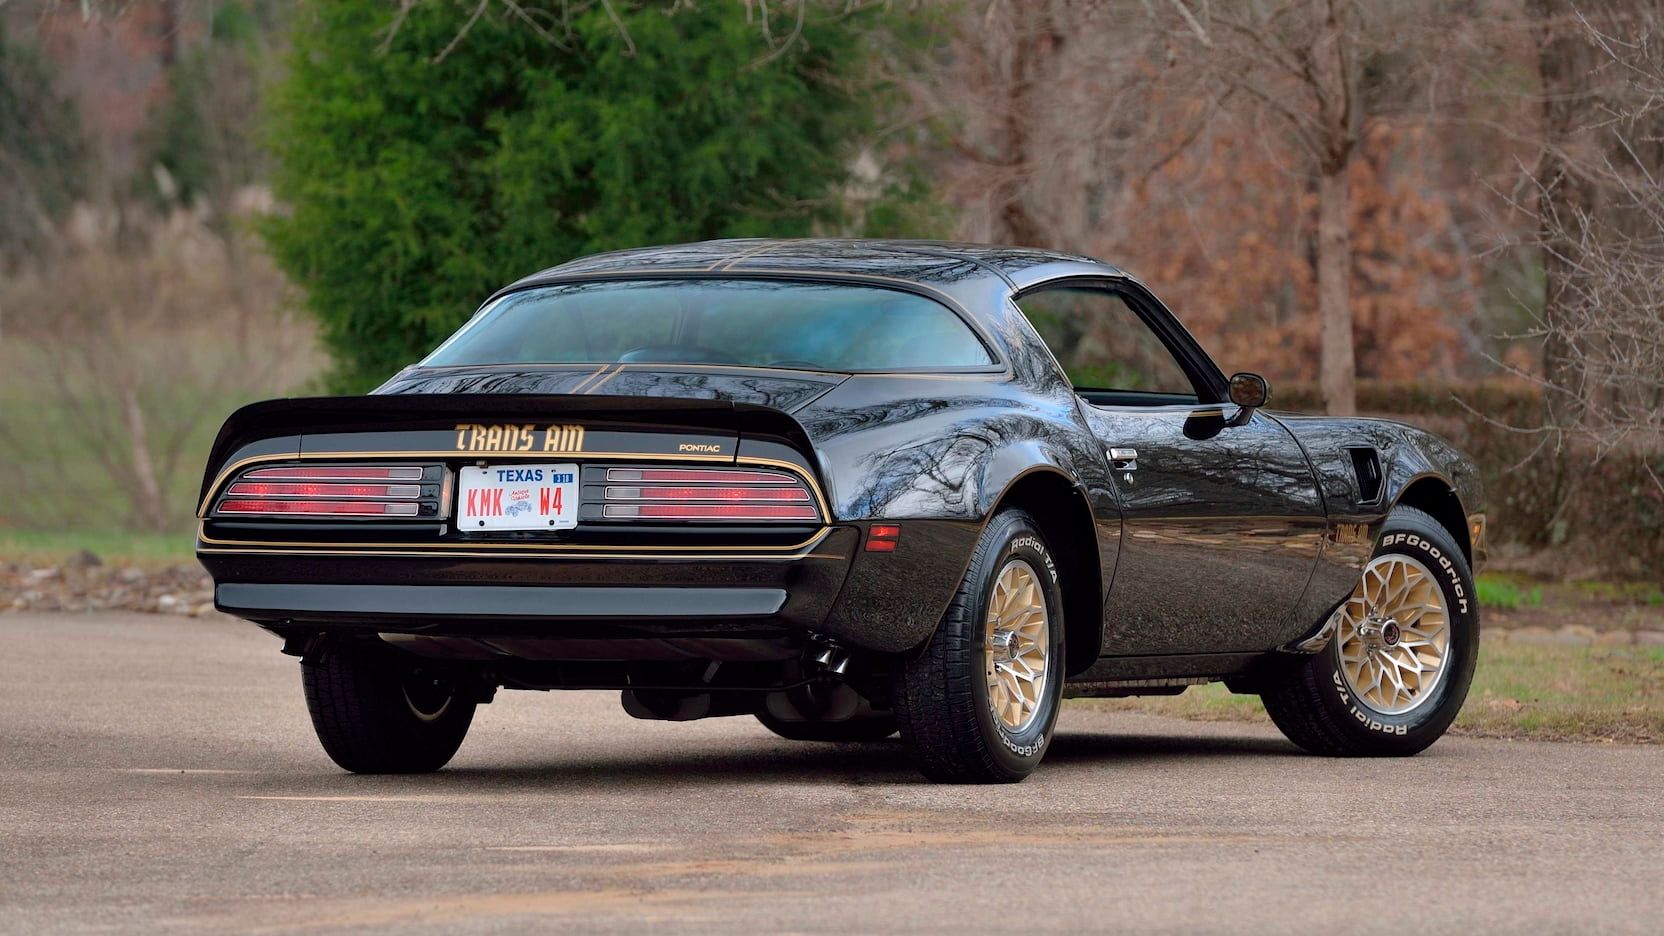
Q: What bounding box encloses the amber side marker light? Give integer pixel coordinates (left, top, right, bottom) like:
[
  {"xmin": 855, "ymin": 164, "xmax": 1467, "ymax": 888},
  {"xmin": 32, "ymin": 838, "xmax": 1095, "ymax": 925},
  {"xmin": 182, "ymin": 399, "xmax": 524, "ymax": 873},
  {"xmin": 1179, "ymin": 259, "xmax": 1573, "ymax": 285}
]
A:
[{"xmin": 866, "ymin": 524, "xmax": 901, "ymax": 552}]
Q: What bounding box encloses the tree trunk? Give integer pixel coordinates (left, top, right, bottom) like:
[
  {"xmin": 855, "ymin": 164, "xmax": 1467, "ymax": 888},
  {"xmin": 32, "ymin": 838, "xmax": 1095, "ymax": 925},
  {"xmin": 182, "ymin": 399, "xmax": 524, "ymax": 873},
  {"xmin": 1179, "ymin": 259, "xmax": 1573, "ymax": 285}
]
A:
[
  {"xmin": 1530, "ymin": 0, "xmax": 1590, "ymax": 428},
  {"xmin": 990, "ymin": 3, "xmax": 1061, "ymax": 248},
  {"xmin": 1317, "ymin": 162, "xmax": 1356, "ymax": 415},
  {"xmin": 122, "ymin": 386, "xmax": 169, "ymax": 532},
  {"xmin": 1310, "ymin": 0, "xmax": 1357, "ymax": 415}
]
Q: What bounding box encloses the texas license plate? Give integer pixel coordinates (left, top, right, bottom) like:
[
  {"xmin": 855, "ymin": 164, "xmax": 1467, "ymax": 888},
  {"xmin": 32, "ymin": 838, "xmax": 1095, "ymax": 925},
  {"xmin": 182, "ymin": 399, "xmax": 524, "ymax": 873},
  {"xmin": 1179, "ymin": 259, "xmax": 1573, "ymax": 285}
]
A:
[{"xmin": 457, "ymin": 464, "xmax": 578, "ymax": 531}]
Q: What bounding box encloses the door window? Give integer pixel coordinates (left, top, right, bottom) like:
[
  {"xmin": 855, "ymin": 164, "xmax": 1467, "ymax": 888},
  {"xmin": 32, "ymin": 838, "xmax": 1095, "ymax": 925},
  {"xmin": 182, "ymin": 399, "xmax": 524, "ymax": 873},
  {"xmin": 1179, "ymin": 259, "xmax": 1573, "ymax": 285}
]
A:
[{"xmin": 1016, "ymin": 287, "xmax": 1199, "ymax": 401}]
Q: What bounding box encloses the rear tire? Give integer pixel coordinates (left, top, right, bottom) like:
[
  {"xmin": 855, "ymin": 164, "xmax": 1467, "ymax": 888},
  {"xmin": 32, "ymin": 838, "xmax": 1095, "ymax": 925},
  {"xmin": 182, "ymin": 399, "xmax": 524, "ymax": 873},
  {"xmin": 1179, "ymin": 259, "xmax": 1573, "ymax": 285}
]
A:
[
  {"xmin": 302, "ymin": 640, "xmax": 477, "ymax": 773},
  {"xmin": 893, "ymin": 509, "xmax": 1065, "ymax": 783},
  {"xmin": 1261, "ymin": 506, "xmax": 1479, "ymax": 757}
]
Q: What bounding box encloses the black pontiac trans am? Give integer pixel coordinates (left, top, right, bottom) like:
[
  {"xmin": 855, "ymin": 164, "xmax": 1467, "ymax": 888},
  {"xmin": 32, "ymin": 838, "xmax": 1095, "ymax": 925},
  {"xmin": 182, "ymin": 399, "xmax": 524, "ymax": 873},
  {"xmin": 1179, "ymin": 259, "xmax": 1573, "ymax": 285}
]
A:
[{"xmin": 198, "ymin": 240, "xmax": 1486, "ymax": 783}]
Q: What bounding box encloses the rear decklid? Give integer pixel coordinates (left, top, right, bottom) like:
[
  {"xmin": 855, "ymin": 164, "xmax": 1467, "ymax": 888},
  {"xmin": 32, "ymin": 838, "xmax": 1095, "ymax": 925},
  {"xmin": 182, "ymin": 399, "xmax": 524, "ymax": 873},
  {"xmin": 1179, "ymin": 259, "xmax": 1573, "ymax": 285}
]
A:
[{"xmin": 197, "ymin": 393, "xmax": 829, "ymax": 553}]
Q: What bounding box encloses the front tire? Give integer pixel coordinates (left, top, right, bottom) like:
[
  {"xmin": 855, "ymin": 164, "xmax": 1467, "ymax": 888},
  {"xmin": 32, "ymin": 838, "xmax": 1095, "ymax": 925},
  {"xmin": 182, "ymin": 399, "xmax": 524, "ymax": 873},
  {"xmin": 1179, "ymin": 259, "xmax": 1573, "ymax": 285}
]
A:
[
  {"xmin": 893, "ymin": 509, "xmax": 1066, "ymax": 783},
  {"xmin": 1261, "ymin": 506, "xmax": 1480, "ymax": 756},
  {"xmin": 302, "ymin": 640, "xmax": 477, "ymax": 773}
]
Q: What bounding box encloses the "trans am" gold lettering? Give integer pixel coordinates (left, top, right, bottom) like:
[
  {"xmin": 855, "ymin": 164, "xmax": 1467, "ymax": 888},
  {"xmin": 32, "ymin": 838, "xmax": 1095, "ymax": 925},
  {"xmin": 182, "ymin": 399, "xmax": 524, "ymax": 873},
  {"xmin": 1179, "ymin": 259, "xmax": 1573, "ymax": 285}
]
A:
[{"xmin": 453, "ymin": 423, "xmax": 585, "ymax": 453}]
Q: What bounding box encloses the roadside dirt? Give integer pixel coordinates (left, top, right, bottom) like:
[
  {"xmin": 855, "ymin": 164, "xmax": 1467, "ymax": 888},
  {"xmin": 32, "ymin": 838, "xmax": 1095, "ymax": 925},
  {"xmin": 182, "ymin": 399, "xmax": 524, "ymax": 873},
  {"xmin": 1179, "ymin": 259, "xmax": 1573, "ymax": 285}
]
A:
[{"xmin": 1, "ymin": 556, "xmax": 213, "ymax": 616}]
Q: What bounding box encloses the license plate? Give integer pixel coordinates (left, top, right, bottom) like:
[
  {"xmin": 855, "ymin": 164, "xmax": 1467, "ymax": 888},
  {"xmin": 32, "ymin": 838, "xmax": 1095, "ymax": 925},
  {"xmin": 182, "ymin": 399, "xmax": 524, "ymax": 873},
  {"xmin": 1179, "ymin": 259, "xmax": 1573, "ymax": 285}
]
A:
[{"xmin": 457, "ymin": 463, "xmax": 579, "ymax": 531}]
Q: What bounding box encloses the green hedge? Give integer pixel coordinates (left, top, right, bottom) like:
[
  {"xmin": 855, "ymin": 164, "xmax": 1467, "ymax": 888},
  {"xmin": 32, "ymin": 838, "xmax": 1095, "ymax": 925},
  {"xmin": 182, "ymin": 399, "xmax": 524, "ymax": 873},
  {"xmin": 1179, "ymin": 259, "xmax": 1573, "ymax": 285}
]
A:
[{"xmin": 1274, "ymin": 380, "xmax": 1664, "ymax": 580}]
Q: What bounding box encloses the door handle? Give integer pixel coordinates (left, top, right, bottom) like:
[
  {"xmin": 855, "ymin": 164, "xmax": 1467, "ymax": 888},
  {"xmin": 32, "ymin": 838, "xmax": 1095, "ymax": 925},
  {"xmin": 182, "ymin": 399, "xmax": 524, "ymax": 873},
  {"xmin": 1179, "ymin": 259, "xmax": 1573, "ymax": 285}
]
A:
[{"xmin": 1108, "ymin": 447, "xmax": 1138, "ymax": 470}]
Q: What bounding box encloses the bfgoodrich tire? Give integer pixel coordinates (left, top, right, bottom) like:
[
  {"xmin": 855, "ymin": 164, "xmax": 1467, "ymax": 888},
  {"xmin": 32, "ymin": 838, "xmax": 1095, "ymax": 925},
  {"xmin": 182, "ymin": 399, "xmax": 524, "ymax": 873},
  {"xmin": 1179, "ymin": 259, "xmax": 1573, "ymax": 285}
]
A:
[
  {"xmin": 893, "ymin": 509, "xmax": 1066, "ymax": 783},
  {"xmin": 1261, "ymin": 506, "xmax": 1480, "ymax": 756},
  {"xmin": 302, "ymin": 640, "xmax": 477, "ymax": 773}
]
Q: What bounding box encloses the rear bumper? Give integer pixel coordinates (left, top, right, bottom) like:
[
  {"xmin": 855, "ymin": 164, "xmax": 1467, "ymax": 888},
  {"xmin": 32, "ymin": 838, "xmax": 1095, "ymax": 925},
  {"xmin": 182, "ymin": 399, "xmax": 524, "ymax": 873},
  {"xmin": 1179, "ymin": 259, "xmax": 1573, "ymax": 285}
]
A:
[
  {"xmin": 217, "ymin": 583, "xmax": 789, "ymax": 621},
  {"xmin": 216, "ymin": 581, "xmax": 800, "ymax": 664},
  {"xmin": 203, "ymin": 527, "xmax": 855, "ymax": 636},
  {"xmin": 199, "ymin": 519, "xmax": 982, "ymax": 656}
]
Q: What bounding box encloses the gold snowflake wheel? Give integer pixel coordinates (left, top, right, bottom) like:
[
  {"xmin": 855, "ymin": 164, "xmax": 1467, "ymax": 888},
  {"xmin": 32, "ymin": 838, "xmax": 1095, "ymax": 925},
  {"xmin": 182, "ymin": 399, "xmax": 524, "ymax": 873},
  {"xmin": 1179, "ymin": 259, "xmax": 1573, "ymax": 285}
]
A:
[
  {"xmin": 1333, "ymin": 553, "xmax": 1451, "ymax": 716},
  {"xmin": 984, "ymin": 558, "xmax": 1049, "ymax": 731}
]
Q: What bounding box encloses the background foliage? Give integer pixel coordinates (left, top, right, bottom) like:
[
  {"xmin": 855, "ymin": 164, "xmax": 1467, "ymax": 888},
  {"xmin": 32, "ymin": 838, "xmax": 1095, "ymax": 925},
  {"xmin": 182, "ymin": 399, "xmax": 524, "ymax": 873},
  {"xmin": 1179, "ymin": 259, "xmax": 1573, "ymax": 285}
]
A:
[
  {"xmin": 0, "ymin": 18, "xmax": 88, "ymax": 266},
  {"xmin": 0, "ymin": 0, "xmax": 1658, "ymax": 583},
  {"xmin": 263, "ymin": 0, "xmax": 913, "ymax": 391},
  {"xmin": 1275, "ymin": 381, "xmax": 1664, "ymax": 578}
]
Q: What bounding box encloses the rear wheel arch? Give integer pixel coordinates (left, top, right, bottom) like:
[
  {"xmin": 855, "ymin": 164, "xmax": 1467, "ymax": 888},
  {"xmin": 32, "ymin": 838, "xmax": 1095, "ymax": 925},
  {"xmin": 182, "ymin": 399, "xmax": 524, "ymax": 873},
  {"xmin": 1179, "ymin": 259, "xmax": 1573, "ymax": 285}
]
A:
[
  {"xmin": 1391, "ymin": 476, "xmax": 1470, "ymax": 562},
  {"xmin": 988, "ymin": 468, "xmax": 1104, "ymax": 671}
]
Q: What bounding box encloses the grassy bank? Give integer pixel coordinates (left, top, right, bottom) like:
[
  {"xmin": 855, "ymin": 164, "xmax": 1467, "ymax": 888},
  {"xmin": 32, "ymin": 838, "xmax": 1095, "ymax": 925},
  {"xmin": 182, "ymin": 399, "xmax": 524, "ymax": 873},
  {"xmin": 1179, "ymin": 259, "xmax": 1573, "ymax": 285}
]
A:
[
  {"xmin": 0, "ymin": 327, "xmax": 319, "ymax": 540},
  {"xmin": 0, "ymin": 529, "xmax": 196, "ymax": 567},
  {"xmin": 1075, "ymin": 640, "xmax": 1664, "ymax": 744}
]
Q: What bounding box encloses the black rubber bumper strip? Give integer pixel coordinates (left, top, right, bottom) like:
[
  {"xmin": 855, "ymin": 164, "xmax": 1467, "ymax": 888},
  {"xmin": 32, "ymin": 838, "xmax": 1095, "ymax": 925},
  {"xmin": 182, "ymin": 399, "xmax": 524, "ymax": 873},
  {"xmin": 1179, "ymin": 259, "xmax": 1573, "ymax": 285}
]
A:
[{"xmin": 216, "ymin": 583, "xmax": 788, "ymax": 618}]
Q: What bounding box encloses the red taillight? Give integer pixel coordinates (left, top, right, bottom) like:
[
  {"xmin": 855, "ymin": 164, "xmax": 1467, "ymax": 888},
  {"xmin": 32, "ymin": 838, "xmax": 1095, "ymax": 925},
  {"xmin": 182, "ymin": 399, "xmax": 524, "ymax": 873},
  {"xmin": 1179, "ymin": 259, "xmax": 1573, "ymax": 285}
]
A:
[
  {"xmin": 607, "ymin": 486, "xmax": 809, "ymax": 502},
  {"xmin": 243, "ymin": 466, "xmax": 423, "ymax": 481},
  {"xmin": 226, "ymin": 482, "xmax": 421, "ymax": 499},
  {"xmin": 218, "ymin": 499, "xmax": 420, "ymax": 517},
  {"xmin": 605, "ymin": 468, "xmax": 796, "ymax": 485},
  {"xmin": 213, "ymin": 464, "xmax": 435, "ymax": 520},
  {"xmin": 599, "ymin": 465, "xmax": 821, "ymax": 523},
  {"xmin": 603, "ymin": 503, "xmax": 819, "ymax": 520}
]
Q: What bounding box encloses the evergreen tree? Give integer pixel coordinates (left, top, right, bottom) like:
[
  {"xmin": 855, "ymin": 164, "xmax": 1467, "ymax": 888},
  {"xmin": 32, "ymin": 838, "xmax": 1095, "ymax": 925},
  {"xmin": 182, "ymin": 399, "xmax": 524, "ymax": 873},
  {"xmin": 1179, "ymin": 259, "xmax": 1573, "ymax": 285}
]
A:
[
  {"xmin": 0, "ymin": 22, "xmax": 89, "ymax": 265},
  {"xmin": 264, "ymin": 0, "xmax": 908, "ymax": 390}
]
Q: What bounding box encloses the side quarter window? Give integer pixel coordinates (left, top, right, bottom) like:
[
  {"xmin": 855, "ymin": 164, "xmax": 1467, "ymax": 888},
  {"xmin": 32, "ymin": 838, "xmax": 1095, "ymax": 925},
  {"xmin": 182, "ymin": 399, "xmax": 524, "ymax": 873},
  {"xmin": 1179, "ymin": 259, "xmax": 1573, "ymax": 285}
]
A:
[{"xmin": 1016, "ymin": 286, "xmax": 1198, "ymax": 399}]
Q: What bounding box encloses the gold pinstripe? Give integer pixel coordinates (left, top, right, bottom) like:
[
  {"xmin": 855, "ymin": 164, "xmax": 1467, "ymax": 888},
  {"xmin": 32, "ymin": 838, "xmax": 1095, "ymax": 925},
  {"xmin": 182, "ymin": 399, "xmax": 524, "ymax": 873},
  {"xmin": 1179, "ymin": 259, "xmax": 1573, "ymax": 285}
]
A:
[
  {"xmin": 568, "ymin": 363, "xmax": 615, "ymax": 394},
  {"xmin": 713, "ymin": 239, "xmax": 785, "ymax": 270},
  {"xmin": 199, "ymin": 545, "xmax": 843, "ymax": 560},
  {"xmin": 581, "ymin": 365, "xmax": 623, "ymax": 394},
  {"xmin": 198, "ymin": 453, "xmax": 832, "ymax": 539},
  {"xmin": 197, "ymin": 526, "xmax": 835, "ymax": 559}
]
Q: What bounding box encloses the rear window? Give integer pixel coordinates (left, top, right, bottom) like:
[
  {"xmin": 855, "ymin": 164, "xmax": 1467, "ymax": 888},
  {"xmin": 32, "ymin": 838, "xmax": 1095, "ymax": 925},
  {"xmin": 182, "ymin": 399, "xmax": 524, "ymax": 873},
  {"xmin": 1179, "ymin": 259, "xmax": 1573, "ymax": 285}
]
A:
[{"xmin": 422, "ymin": 279, "xmax": 996, "ymax": 372}]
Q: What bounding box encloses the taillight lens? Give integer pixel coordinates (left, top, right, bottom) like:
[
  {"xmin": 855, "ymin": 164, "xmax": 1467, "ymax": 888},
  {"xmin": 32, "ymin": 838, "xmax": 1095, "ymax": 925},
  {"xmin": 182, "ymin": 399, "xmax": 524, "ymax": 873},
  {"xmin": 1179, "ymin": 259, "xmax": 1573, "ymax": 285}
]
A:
[
  {"xmin": 603, "ymin": 503, "xmax": 819, "ymax": 520},
  {"xmin": 606, "ymin": 486, "xmax": 809, "ymax": 502},
  {"xmin": 243, "ymin": 466, "xmax": 423, "ymax": 481},
  {"xmin": 601, "ymin": 466, "xmax": 820, "ymax": 522},
  {"xmin": 226, "ymin": 482, "xmax": 421, "ymax": 499},
  {"xmin": 604, "ymin": 468, "xmax": 797, "ymax": 485},
  {"xmin": 213, "ymin": 465, "xmax": 439, "ymax": 520},
  {"xmin": 218, "ymin": 499, "xmax": 420, "ymax": 517}
]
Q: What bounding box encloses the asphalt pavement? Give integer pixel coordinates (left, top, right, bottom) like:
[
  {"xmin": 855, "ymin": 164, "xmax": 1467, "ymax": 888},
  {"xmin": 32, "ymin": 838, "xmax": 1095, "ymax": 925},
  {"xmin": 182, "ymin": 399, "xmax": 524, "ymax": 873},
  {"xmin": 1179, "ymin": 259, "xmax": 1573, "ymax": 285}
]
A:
[{"xmin": 2, "ymin": 611, "xmax": 1661, "ymax": 934}]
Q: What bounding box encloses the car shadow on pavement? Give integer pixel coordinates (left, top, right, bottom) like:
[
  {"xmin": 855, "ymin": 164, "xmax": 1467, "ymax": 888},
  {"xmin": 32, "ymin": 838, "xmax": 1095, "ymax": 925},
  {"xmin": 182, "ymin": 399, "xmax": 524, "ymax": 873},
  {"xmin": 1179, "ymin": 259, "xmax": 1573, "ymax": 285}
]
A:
[
  {"xmin": 241, "ymin": 730, "xmax": 1301, "ymax": 793},
  {"xmin": 1043, "ymin": 730, "xmax": 1300, "ymax": 766},
  {"xmin": 430, "ymin": 739, "xmax": 928, "ymax": 788}
]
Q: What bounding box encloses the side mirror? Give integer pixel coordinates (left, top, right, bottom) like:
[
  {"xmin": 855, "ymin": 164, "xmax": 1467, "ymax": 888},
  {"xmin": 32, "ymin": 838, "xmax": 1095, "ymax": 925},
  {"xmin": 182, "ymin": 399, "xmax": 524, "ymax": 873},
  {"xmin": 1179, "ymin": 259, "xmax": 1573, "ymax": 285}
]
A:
[{"xmin": 1226, "ymin": 372, "xmax": 1269, "ymax": 425}]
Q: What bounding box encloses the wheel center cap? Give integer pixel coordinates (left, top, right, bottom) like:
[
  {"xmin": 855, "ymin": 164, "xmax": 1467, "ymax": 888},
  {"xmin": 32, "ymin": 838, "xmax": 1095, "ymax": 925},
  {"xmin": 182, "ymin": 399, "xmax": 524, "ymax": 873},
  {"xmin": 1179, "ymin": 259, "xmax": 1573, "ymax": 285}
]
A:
[{"xmin": 1359, "ymin": 614, "xmax": 1400, "ymax": 650}]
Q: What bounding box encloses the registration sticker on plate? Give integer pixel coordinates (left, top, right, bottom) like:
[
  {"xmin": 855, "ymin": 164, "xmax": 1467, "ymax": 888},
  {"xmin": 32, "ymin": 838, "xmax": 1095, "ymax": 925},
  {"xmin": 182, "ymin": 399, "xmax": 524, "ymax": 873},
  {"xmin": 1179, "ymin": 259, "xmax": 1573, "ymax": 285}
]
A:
[{"xmin": 457, "ymin": 464, "xmax": 579, "ymax": 531}]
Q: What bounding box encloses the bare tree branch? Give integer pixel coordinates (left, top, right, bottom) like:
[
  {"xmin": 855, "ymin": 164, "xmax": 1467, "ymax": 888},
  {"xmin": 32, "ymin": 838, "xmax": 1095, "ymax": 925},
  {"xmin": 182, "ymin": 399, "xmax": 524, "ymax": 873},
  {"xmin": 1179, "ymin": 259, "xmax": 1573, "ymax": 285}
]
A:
[
  {"xmin": 747, "ymin": 0, "xmax": 808, "ymax": 70},
  {"xmin": 430, "ymin": 0, "xmax": 491, "ymax": 64},
  {"xmin": 597, "ymin": 0, "xmax": 636, "ymax": 57}
]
